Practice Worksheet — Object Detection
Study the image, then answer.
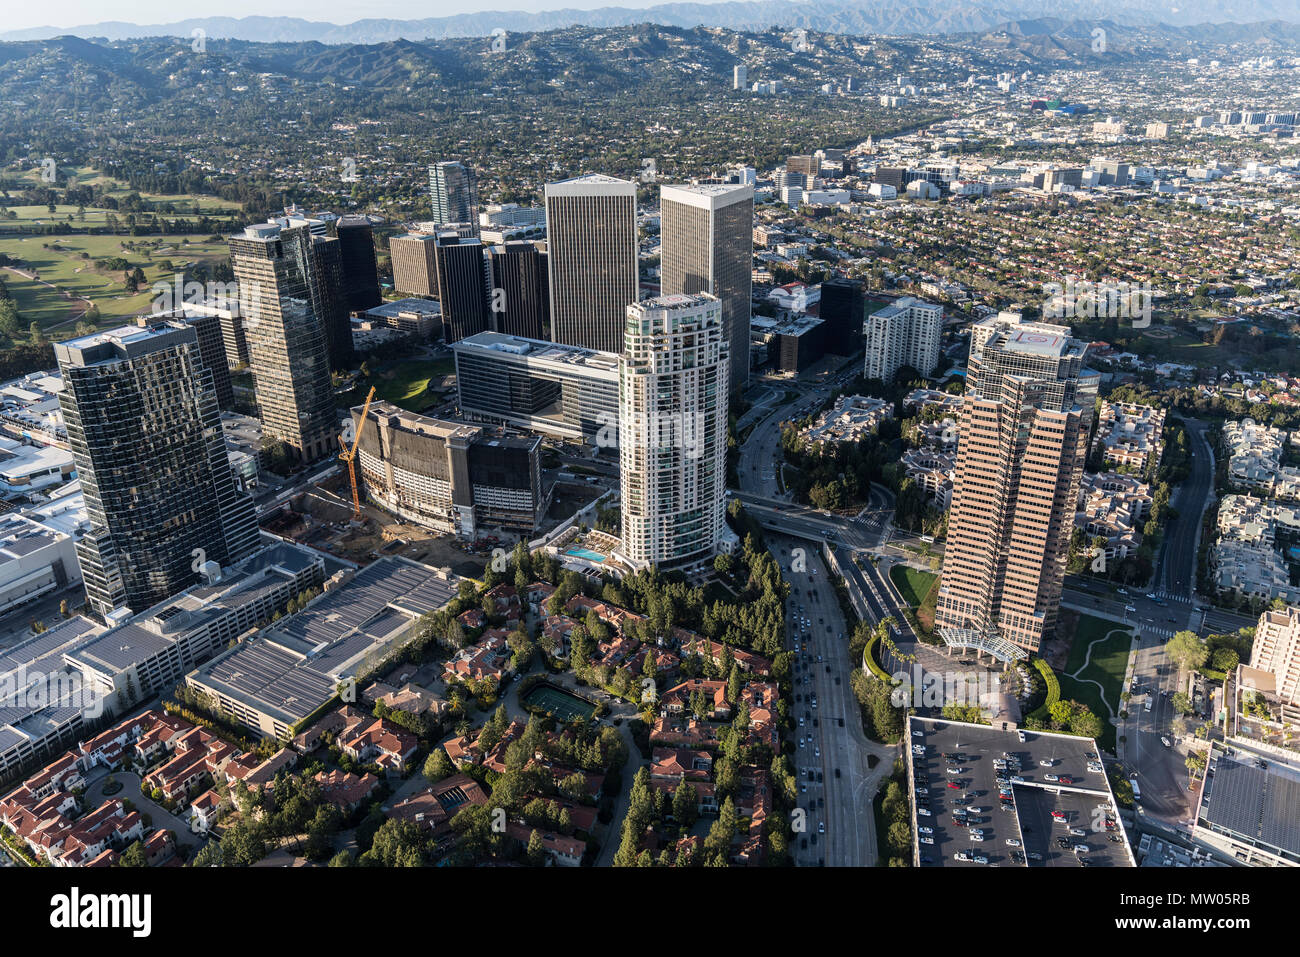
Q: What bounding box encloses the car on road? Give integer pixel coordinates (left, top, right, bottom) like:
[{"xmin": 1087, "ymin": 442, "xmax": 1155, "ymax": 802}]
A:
[
  {"xmin": 1028, "ymin": 851, "xmax": 1044, "ymax": 861},
  {"xmin": 1043, "ymin": 774, "xmax": 1059, "ymax": 782},
  {"xmin": 968, "ymin": 833, "xmax": 985, "ymax": 842},
  {"xmin": 834, "ymin": 768, "xmax": 841, "ymax": 779},
  {"xmin": 1057, "ymin": 775, "xmax": 1074, "ymax": 785},
  {"xmin": 1069, "ymin": 827, "xmax": 1087, "ymax": 837},
  {"xmin": 920, "ymin": 836, "xmax": 934, "ymax": 845},
  {"xmin": 1005, "ymin": 838, "xmax": 1021, "ymax": 847},
  {"xmin": 1161, "ymin": 736, "xmax": 1172, "ymax": 748},
  {"xmin": 1051, "ymin": 810, "xmax": 1068, "ymax": 822},
  {"xmin": 947, "ymin": 782, "xmax": 962, "ymax": 790},
  {"xmin": 918, "ymin": 826, "xmax": 934, "ymax": 834},
  {"xmin": 1010, "ymin": 775, "xmax": 1025, "ymax": 784},
  {"xmin": 946, "ymin": 767, "xmax": 965, "ymax": 775},
  {"xmin": 1073, "ymin": 844, "xmax": 1089, "ymax": 854},
  {"xmin": 1125, "ymin": 605, "xmax": 1137, "ymax": 613},
  {"xmin": 967, "ymin": 807, "xmax": 985, "ymax": 814},
  {"xmin": 917, "ymin": 807, "xmax": 931, "ymax": 816},
  {"xmin": 818, "ymin": 822, "xmax": 825, "ymax": 834}
]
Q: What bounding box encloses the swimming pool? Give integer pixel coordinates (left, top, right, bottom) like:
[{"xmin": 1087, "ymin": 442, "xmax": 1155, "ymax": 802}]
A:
[{"xmin": 564, "ymin": 547, "xmax": 606, "ymax": 562}]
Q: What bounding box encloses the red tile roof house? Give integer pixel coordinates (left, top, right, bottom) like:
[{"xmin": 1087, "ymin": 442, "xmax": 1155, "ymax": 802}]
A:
[
  {"xmin": 443, "ymin": 630, "xmax": 511, "ymax": 686},
  {"xmin": 505, "ymin": 821, "xmax": 586, "ymax": 866},
  {"xmin": 520, "ymin": 794, "xmax": 598, "ymax": 834},
  {"xmin": 649, "ymin": 747, "xmax": 713, "ymax": 782},
  {"xmin": 565, "ymin": 595, "xmax": 647, "ymax": 634},
  {"xmin": 144, "ymin": 828, "xmax": 176, "ymax": 866},
  {"xmin": 484, "ymin": 583, "xmax": 523, "ymax": 621},
  {"xmin": 22, "ymin": 753, "xmax": 84, "ymax": 799},
  {"xmin": 540, "ymin": 615, "xmax": 578, "ymax": 658},
  {"xmin": 649, "ymin": 776, "xmax": 718, "ymax": 816},
  {"xmin": 314, "ymin": 769, "xmax": 380, "ymax": 812},
  {"xmin": 480, "ymin": 720, "xmax": 526, "ymax": 774},
  {"xmin": 337, "ymin": 716, "xmax": 418, "ymax": 774},
  {"xmin": 223, "ymin": 749, "xmax": 299, "ymax": 795},
  {"xmin": 187, "ymin": 789, "xmax": 225, "ymax": 835},
  {"xmin": 388, "ymin": 773, "xmax": 489, "ymax": 841},
  {"xmin": 627, "ymin": 646, "xmax": 680, "ymax": 680},
  {"xmin": 678, "ymin": 636, "xmax": 773, "ymax": 676},
  {"xmin": 660, "ymin": 679, "xmax": 731, "ymax": 720},
  {"xmin": 457, "ymin": 608, "xmax": 487, "ymax": 631},
  {"xmin": 528, "ymin": 758, "xmax": 605, "ymax": 801},
  {"xmin": 292, "ymin": 703, "xmax": 368, "ymax": 754},
  {"xmin": 7, "ymin": 796, "xmax": 146, "ymax": 867},
  {"xmin": 739, "ymin": 681, "xmax": 782, "ymax": 750},
  {"xmin": 525, "ymin": 582, "xmax": 557, "ymax": 613},
  {"xmin": 649, "ymin": 715, "xmax": 720, "ymax": 751},
  {"xmin": 75, "ymin": 709, "xmax": 164, "ymax": 772},
  {"xmin": 142, "ymin": 727, "xmax": 240, "ymax": 809},
  {"xmin": 442, "ymin": 733, "xmax": 480, "ymax": 769}
]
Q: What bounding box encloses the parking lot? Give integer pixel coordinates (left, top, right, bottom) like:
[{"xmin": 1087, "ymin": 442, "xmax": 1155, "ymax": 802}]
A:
[{"xmin": 907, "ymin": 716, "xmax": 1134, "ymax": 868}]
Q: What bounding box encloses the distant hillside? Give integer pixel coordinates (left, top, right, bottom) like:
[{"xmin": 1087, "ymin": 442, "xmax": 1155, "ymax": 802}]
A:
[{"xmin": 2, "ymin": 0, "xmax": 1298, "ymax": 44}]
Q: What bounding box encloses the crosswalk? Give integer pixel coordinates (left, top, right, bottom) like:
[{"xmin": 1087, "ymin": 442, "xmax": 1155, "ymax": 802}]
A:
[
  {"xmin": 1149, "ymin": 590, "xmax": 1194, "ymax": 605},
  {"xmin": 1138, "ymin": 625, "xmax": 1177, "ymax": 641}
]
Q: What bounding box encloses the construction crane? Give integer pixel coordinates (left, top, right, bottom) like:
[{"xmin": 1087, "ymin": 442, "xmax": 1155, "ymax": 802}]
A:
[{"xmin": 339, "ymin": 386, "xmax": 377, "ymax": 522}]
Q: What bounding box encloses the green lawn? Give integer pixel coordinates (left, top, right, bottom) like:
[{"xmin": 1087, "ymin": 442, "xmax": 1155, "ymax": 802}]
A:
[
  {"xmin": 0, "ymin": 234, "xmax": 232, "ymax": 330},
  {"xmin": 889, "ymin": 565, "xmax": 938, "ymax": 607},
  {"xmin": 1059, "ymin": 614, "xmax": 1134, "ymax": 754},
  {"xmin": 370, "ymin": 360, "xmax": 448, "ymax": 410}
]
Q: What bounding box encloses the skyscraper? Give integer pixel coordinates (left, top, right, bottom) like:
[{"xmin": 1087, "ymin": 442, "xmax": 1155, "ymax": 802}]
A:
[
  {"xmin": 817, "ymin": 277, "xmax": 864, "ymax": 356},
  {"xmin": 429, "ymin": 161, "xmax": 479, "ymax": 228},
  {"xmin": 733, "ymin": 64, "xmax": 747, "ymax": 90},
  {"xmin": 618, "ymin": 294, "xmax": 729, "ymax": 571},
  {"xmin": 55, "ymin": 322, "xmax": 261, "ymax": 616},
  {"xmin": 228, "ymin": 222, "xmax": 338, "ymax": 463},
  {"xmin": 935, "ymin": 321, "xmax": 1099, "ymax": 655},
  {"xmin": 433, "ymin": 232, "xmax": 490, "ymax": 344},
  {"xmin": 305, "ymin": 232, "xmax": 355, "ymax": 372},
  {"xmin": 545, "ymin": 174, "xmax": 638, "ymax": 353},
  {"xmin": 659, "ymin": 183, "xmax": 753, "ymax": 395},
  {"xmin": 486, "ymin": 241, "xmax": 549, "ymax": 340},
  {"xmin": 336, "ymin": 215, "xmax": 382, "ymax": 313}
]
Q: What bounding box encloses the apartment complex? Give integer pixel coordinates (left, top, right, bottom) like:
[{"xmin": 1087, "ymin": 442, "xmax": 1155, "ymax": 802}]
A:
[
  {"xmin": 452, "ymin": 331, "xmax": 620, "ymax": 443},
  {"xmin": 936, "ymin": 322, "xmax": 1099, "ymax": 656},
  {"xmin": 228, "ymin": 222, "xmax": 338, "ymax": 462},
  {"xmin": 55, "ymin": 322, "xmax": 261, "ymax": 617},
  {"xmin": 1093, "ymin": 402, "xmax": 1166, "ymax": 473},
  {"xmin": 659, "ymin": 183, "xmax": 753, "ymax": 395},
  {"xmin": 618, "ymin": 295, "xmax": 729, "ymax": 571},
  {"xmin": 1250, "ymin": 605, "xmax": 1300, "ymax": 708},
  {"xmin": 352, "ymin": 400, "xmax": 548, "ymax": 537},
  {"xmin": 864, "ymin": 296, "xmax": 943, "ymax": 382},
  {"xmin": 545, "ymin": 175, "xmax": 638, "ymax": 353}
]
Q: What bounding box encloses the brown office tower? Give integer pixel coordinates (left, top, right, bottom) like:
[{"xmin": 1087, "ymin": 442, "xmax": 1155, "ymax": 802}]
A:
[
  {"xmin": 659, "ymin": 183, "xmax": 753, "ymax": 395},
  {"xmin": 545, "ymin": 175, "xmax": 638, "ymax": 353},
  {"xmin": 389, "ymin": 233, "xmax": 439, "ymax": 297},
  {"xmin": 228, "ymin": 223, "xmax": 338, "ymax": 463},
  {"xmin": 935, "ymin": 322, "xmax": 1098, "ymax": 657}
]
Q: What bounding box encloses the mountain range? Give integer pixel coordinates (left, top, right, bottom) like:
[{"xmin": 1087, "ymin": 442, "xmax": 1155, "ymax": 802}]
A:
[{"xmin": 2, "ymin": 0, "xmax": 1298, "ymax": 43}]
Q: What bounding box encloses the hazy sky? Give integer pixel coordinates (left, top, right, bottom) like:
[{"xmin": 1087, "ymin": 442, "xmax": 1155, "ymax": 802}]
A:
[{"xmin": 6, "ymin": 0, "xmax": 680, "ymax": 32}]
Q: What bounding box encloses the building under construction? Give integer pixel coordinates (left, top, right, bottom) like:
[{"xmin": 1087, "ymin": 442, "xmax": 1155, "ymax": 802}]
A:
[{"xmin": 349, "ymin": 400, "xmax": 549, "ymax": 538}]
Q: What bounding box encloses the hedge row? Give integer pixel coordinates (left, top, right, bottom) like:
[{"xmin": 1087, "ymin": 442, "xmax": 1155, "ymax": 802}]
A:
[{"xmin": 1025, "ymin": 657, "xmax": 1060, "ymax": 725}]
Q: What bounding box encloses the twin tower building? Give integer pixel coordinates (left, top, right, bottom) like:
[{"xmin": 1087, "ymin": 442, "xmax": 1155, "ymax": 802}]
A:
[{"xmin": 547, "ymin": 176, "xmax": 752, "ymax": 572}]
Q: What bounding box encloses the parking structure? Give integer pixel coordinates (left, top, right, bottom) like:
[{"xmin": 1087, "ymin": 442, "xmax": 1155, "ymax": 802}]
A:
[{"xmin": 906, "ymin": 716, "xmax": 1135, "ymax": 868}]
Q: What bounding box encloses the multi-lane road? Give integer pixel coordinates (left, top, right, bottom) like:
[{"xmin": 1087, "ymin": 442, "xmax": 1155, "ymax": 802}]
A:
[{"xmin": 772, "ymin": 533, "xmax": 893, "ymax": 866}]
